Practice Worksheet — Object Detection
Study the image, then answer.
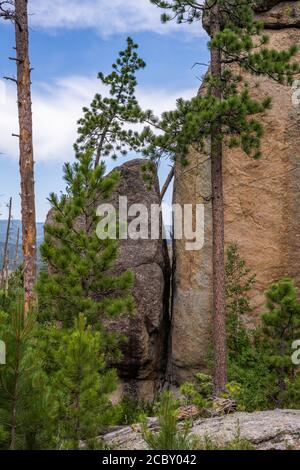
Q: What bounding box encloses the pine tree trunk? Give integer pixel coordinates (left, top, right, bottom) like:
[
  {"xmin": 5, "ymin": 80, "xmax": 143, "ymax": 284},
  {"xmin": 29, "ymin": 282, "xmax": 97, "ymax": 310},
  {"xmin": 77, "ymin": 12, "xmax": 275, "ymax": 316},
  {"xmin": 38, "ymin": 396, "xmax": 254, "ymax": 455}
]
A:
[
  {"xmin": 210, "ymin": 4, "xmax": 227, "ymax": 394},
  {"xmin": 14, "ymin": 0, "xmax": 37, "ymax": 313}
]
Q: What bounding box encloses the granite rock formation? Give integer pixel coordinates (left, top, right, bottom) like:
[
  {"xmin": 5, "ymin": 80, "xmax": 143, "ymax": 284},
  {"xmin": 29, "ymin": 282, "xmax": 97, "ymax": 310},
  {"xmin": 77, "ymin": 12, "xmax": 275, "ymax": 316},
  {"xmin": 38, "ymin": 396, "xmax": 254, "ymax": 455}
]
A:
[
  {"xmin": 171, "ymin": 0, "xmax": 300, "ymax": 383},
  {"xmin": 103, "ymin": 160, "xmax": 171, "ymax": 401}
]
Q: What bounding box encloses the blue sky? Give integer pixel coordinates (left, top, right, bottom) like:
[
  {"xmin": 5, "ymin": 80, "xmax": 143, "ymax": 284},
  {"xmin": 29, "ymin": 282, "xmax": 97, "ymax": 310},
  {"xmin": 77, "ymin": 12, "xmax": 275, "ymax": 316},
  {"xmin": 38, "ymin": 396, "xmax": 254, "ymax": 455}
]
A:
[{"xmin": 0, "ymin": 0, "xmax": 209, "ymax": 223}]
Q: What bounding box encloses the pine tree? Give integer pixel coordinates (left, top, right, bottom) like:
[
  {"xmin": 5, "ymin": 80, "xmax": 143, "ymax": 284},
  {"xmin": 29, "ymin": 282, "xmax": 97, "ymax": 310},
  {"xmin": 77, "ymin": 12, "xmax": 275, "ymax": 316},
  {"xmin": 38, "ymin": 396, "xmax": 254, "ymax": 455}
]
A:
[
  {"xmin": 224, "ymin": 244, "xmax": 268, "ymax": 411},
  {"xmin": 37, "ymin": 150, "xmax": 134, "ymax": 327},
  {"xmin": 34, "ymin": 41, "xmax": 150, "ymax": 448},
  {"xmin": 148, "ymin": 0, "xmax": 299, "ymax": 393},
  {"xmin": 261, "ymin": 278, "xmax": 300, "ymax": 406},
  {"xmin": 225, "ymin": 243, "xmax": 255, "ymax": 355},
  {"xmin": 0, "ymin": 293, "xmax": 55, "ymax": 450},
  {"xmin": 75, "ymin": 37, "xmax": 146, "ymax": 167},
  {"xmin": 141, "ymin": 391, "xmax": 198, "ymax": 450},
  {"xmin": 0, "ymin": 268, "xmax": 23, "ymax": 312},
  {"xmin": 53, "ymin": 314, "xmax": 117, "ymax": 450}
]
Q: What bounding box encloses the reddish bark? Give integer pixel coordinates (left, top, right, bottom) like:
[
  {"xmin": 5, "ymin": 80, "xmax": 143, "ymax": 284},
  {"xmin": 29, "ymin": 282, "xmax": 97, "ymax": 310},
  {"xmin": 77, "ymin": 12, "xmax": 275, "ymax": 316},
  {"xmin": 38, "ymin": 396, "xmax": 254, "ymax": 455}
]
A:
[
  {"xmin": 14, "ymin": 0, "xmax": 37, "ymax": 313},
  {"xmin": 210, "ymin": 3, "xmax": 227, "ymax": 394}
]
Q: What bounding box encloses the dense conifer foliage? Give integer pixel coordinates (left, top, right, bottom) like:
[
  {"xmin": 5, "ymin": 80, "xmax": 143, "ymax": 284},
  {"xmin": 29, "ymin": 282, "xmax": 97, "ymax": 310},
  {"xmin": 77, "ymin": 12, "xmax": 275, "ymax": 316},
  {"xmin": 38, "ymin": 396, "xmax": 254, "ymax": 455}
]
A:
[{"xmin": 37, "ymin": 150, "xmax": 134, "ymax": 327}]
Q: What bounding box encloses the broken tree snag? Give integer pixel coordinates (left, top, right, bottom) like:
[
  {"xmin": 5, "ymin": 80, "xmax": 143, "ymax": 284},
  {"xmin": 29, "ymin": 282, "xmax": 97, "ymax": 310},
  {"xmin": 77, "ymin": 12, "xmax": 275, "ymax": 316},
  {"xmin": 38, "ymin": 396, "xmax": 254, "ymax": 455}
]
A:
[
  {"xmin": 13, "ymin": 226, "xmax": 20, "ymax": 271},
  {"xmin": 0, "ymin": 197, "xmax": 12, "ymax": 289},
  {"xmin": 14, "ymin": 0, "xmax": 37, "ymax": 314},
  {"xmin": 160, "ymin": 166, "xmax": 175, "ymax": 201},
  {"xmin": 0, "ymin": 1, "xmax": 14, "ymax": 21}
]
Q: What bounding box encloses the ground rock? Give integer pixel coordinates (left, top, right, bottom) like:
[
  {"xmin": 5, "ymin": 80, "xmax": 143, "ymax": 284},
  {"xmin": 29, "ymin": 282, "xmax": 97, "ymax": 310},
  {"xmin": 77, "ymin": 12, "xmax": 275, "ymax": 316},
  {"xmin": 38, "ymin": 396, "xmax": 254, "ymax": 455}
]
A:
[{"xmin": 103, "ymin": 409, "xmax": 300, "ymax": 450}]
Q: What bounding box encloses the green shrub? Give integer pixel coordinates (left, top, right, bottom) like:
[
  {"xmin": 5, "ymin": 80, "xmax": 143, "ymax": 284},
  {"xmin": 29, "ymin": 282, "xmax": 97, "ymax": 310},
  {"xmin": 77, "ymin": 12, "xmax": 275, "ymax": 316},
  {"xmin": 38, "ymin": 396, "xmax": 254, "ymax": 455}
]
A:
[
  {"xmin": 114, "ymin": 395, "xmax": 154, "ymax": 425},
  {"xmin": 141, "ymin": 392, "xmax": 199, "ymax": 450},
  {"xmin": 225, "ymin": 243, "xmax": 255, "ymax": 356},
  {"xmin": 260, "ymin": 278, "xmax": 300, "ymax": 407},
  {"xmin": 0, "ymin": 294, "xmax": 57, "ymax": 450},
  {"xmin": 226, "ymin": 244, "xmax": 300, "ymax": 411},
  {"xmin": 180, "ymin": 373, "xmax": 213, "ymax": 410}
]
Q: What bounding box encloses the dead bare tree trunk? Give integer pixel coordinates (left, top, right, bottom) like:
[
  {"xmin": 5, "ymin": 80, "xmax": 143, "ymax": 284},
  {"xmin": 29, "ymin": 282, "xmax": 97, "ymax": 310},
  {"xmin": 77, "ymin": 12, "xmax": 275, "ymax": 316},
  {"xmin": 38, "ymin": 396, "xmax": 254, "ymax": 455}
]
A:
[
  {"xmin": 14, "ymin": 0, "xmax": 37, "ymax": 313},
  {"xmin": 160, "ymin": 166, "xmax": 174, "ymax": 201},
  {"xmin": 210, "ymin": 3, "xmax": 227, "ymax": 394},
  {"xmin": 5, "ymin": 248, "xmax": 10, "ymax": 292},
  {"xmin": 1, "ymin": 197, "xmax": 12, "ymax": 289},
  {"xmin": 13, "ymin": 226, "xmax": 20, "ymax": 271}
]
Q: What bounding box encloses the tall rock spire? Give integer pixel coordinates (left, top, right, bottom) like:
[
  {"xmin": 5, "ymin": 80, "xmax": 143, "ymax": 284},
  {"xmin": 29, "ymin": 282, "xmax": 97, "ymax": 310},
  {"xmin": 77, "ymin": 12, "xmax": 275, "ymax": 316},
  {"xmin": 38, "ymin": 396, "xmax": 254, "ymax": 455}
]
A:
[{"xmin": 170, "ymin": 0, "xmax": 300, "ymax": 384}]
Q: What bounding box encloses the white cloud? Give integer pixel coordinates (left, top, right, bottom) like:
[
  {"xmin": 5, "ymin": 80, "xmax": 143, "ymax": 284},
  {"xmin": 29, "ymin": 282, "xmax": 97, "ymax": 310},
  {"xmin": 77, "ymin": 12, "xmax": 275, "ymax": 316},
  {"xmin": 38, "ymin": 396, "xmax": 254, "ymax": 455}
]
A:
[
  {"xmin": 29, "ymin": 0, "xmax": 203, "ymax": 37},
  {"xmin": 0, "ymin": 76, "xmax": 195, "ymax": 162}
]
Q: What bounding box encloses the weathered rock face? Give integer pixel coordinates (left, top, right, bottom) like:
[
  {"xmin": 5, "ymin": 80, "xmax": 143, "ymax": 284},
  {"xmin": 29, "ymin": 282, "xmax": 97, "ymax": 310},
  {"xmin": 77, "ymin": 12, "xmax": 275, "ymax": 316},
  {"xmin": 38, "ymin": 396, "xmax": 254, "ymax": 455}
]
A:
[
  {"xmin": 171, "ymin": 151, "xmax": 213, "ymax": 383},
  {"xmin": 256, "ymin": 1, "xmax": 300, "ymax": 27},
  {"xmin": 255, "ymin": 0, "xmax": 286, "ymax": 12},
  {"xmin": 102, "ymin": 409, "xmax": 300, "ymax": 450},
  {"xmin": 171, "ymin": 1, "xmax": 300, "ymax": 383},
  {"xmin": 102, "ymin": 160, "xmax": 171, "ymax": 401},
  {"xmin": 203, "ymin": 1, "xmax": 289, "ymax": 34}
]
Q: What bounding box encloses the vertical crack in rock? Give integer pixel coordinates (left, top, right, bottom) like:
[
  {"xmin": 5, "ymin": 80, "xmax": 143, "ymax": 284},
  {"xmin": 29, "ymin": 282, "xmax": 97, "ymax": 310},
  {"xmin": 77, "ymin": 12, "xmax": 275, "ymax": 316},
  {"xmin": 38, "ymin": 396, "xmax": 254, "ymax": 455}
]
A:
[{"xmin": 102, "ymin": 160, "xmax": 171, "ymax": 401}]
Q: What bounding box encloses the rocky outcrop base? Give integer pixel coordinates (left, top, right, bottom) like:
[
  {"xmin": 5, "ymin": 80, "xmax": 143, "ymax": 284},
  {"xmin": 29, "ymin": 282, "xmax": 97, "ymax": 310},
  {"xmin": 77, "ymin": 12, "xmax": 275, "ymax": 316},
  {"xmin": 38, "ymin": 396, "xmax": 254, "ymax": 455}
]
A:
[{"xmin": 102, "ymin": 409, "xmax": 300, "ymax": 450}]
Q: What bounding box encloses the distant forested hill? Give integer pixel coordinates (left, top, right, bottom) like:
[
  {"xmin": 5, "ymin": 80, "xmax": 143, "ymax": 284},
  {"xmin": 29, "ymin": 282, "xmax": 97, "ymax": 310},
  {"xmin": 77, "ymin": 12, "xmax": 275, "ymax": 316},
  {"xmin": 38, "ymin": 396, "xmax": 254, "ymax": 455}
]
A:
[
  {"xmin": 0, "ymin": 220, "xmax": 44, "ymax": 268},
  {"xmin": 0, "ymin": 220, "xmax": 171, "ymax": 269}
]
